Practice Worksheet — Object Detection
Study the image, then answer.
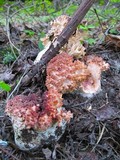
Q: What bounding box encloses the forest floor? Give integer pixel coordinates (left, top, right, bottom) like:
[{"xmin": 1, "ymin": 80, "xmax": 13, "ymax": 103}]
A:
[{"xmin": 0, "ymin": 22, "xmax": 120, "ymax": 160}]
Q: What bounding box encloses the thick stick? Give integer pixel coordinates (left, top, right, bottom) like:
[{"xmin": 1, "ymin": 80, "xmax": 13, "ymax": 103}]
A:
[{"xmin": 23, "ymin": 0, "xmax": 95, "ymax": 83}]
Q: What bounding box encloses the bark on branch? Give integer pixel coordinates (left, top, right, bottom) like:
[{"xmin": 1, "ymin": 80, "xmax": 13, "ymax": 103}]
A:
[{"xmin": 23, "ymin": 0, "xmax": 95, "ymax": 84}]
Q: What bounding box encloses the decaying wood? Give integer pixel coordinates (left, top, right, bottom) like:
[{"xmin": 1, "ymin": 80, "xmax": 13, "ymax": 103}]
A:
[{"xmin": 22, "ymin": 0, "xmax": 95, "ymax": 85}]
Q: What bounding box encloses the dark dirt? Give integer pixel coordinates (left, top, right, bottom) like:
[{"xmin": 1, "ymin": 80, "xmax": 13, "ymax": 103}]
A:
[{"xmin": 0, "ymin": 25, "xmax": 120, "ymax": 159}]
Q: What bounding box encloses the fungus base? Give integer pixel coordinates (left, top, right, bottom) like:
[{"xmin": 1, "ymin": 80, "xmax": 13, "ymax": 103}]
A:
[{"xmin": 13, "ymin": 120, "xmax": 67, "ymax": 151}]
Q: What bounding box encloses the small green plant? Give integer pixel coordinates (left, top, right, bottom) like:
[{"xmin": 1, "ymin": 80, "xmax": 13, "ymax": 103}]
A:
[
  {"xmin": 66, "ymin": 4, "xmax": 78, "ymax": 16},
  {"xmin": 0, "ymin": 81, "xmax": 11, "ymax": 92},
  {"xmin": 78, "ymin": 24, "xmax": 95, "ymax": 31},
  {"xmin": 108, "ymin": 28, "xmax": 119, "ymax": 35},
  {"xmin": 38, "ymin": 32, "xmax": 45, "ymax": 50},
  {"xmin": 0, "ymin": 0, "xmax": 5, "ymax": 5},
  {"xmin": 24, "ymin": 29, "xmax": 35, "ymax": 36},
  {"xmin": 38, "ymin": 40, "xmax": 44, "ymax": 51},
  {"xmin": 3, "ymin": 52, "xmax": 16, "ymax": 65},
  {"xmin": 85, "ymin": 38, "xmax": 96, "ymax": 45}
]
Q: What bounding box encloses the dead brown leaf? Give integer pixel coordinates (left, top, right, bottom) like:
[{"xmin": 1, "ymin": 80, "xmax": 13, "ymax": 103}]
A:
[{"xmin": 105, "ymin": 34, "xmax": 120, "ymax": 48}]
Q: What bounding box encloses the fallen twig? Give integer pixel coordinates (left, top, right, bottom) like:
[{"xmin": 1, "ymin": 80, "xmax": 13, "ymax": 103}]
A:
[
  {"xmin": 5, "ymin": 2, "xmax": 20, "ymax": 56},
  {"xmin": 0, "ymin": 146, "xmax": 19, "ymax": 160},
  {"xmin": 92, "ymin": 122, "xmax": 106, "ymax": 151}
]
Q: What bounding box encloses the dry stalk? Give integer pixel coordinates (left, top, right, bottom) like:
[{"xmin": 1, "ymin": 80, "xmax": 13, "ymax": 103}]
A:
[
  {"xmin": 7, "ymin": 70, "xmax": 28, "ymax": 100},
  {"xmin": 92, "ymin": 122, "xmax": 106, "ymax": 151},
  {"xmin": 93, "ymin": 8, "xmax": 105, "ymax": 35},
  {"xmin": 5, "ymin": 2, "xmax": 20, "ymax": 56}
]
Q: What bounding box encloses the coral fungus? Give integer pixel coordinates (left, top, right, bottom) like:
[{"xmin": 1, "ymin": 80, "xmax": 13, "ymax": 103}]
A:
[
  {"xmin": 5, "ymin": 94, "xmax": 41, "ymax": 129},
  {"xmin": 43, "ymin": 89, "xmax": 73, "ymax": 125},
  {"xmin": 6, "ymin": 89, "xmax": 72, "ymax": 131},
  {"xmin": 43, "ymin": 89, "xmax": 63, "ymax": 118},
  {"xmin": 46, "ymin": 52, "xmax": 91, "ymax": 93},
  {"xmin": 5, "ymin": 90, "xmax": 73, "ymax": 150},
  {"xmin": 34, "ymin": 15, "xmax": 86, "ymax": 64},
  {"xmin": 44, "ymin": 15, "xmax": 86, "ymax": 58},
  {"xmin": 46, "ymin": 52, "xmax": 109, "ymax": 96},
  {"xmin": 63, "ymin": 30, "xmax": 86, "ymax": 58},
  {"xmin": 84, "ymin": 55, "xmax": 109, "ymax": 71},
  {"xmin": 49, "ymin": 15, "xmax": 70, "ymax": 38},
  {"xmin": 80, "ymin": 55, "xmax": 109, "ymax": 96},
  {"xmin": 41, "ymin": 15, "xmax": 70, "ymax": 48}
]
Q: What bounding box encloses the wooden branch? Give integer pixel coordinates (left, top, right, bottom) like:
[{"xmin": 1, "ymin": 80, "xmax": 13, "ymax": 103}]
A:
[{"xmin": 22, "ymin": 0, "xmax": 95, "ymax": 84}]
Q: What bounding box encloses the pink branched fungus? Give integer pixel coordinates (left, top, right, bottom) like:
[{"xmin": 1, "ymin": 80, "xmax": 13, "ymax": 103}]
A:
[
  {"xmin": 46, "ymin": 52, "xmax": 90, "ymax": 94},
  {"xmin": 80, "ymin": 55, "xmax": 109, "ymax": 96},
  {"xmin": 43, "ymin": 89, "xmax": 63, "ymax": 116},
  {"xmin": 5, "ymin": 94, "xmax": 41, "ymax": 129},
  {"xmin": 46, "ymin": 52, "xmax": 109, "ymax": 96},
  {"xmin": 6, "ymin": 89, "xmax": 73, "ymax": 131},
  {"xmin": 5, "ymin": 89, "xmax": 73, "ymax": 150},
  {"xmin": 43, "ymin": 89, "xmax": 73, "ymax": 125}
]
